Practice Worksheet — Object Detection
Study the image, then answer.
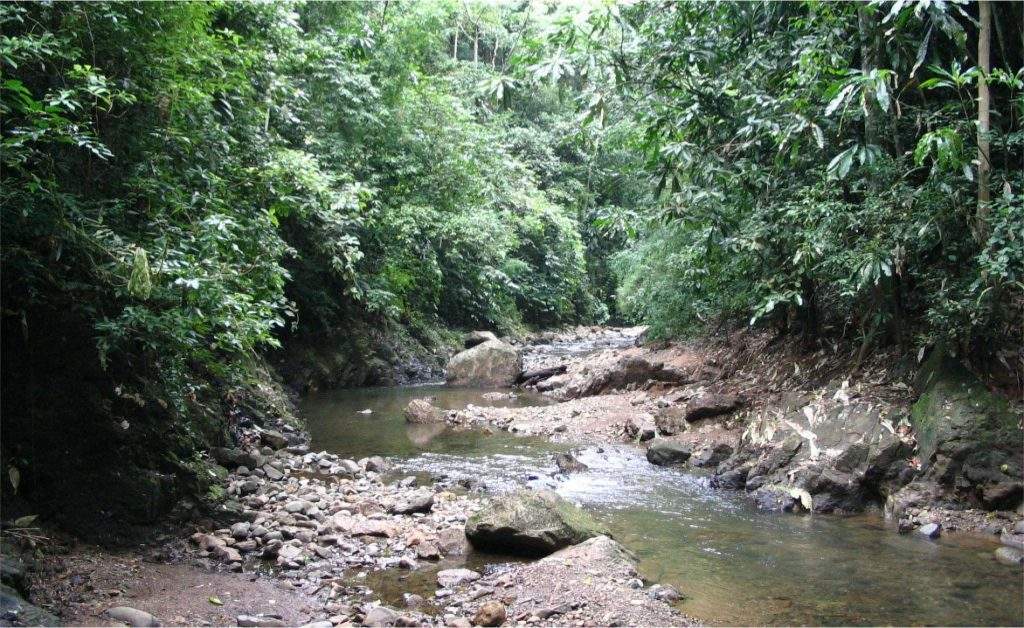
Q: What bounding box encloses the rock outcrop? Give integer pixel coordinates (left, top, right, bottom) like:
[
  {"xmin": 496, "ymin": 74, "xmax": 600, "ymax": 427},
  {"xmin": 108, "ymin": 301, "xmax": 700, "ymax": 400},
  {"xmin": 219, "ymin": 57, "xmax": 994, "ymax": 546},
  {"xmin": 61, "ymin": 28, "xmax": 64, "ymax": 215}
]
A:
[
  {"xmin": 446, "ymin": 340, "xmax": 522, "ymax": 387},
  {"xmin": 465, "ymin": 489, "xmax": 608, "ymax": 556},
  {"xmin": 563, "ymin": 355, "xmax": 689, "ymax": 399}
]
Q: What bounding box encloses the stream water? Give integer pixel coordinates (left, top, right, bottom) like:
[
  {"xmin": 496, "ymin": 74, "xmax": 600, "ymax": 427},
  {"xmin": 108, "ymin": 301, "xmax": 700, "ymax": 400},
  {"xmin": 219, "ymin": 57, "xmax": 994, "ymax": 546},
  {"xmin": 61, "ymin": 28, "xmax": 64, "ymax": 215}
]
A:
[{"xmin": 301, "ymin": 367, "xmax": 1023, "ymax": 625}]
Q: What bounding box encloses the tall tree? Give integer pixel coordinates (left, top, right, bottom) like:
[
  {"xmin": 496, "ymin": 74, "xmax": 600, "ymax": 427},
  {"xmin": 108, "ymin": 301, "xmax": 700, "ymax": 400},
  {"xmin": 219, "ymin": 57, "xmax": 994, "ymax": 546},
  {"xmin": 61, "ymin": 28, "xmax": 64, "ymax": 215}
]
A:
[{"xmin": 976, "ymin": 0, "xmax": 992, "ymax": 239}]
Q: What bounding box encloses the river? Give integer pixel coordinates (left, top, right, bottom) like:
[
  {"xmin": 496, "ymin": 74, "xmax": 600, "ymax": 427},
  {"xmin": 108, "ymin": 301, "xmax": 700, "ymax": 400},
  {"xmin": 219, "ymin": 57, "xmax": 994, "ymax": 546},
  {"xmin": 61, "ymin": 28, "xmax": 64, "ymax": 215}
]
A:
[{"xmin": 300, "ymin": 347, "xmax": 1023, "ymax": 626}]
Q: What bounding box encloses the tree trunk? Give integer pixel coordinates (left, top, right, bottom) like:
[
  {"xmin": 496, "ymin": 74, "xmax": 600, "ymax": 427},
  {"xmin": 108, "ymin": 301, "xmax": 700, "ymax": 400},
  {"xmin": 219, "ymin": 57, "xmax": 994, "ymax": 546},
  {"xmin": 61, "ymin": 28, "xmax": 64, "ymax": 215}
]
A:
[
  {"xmin": 977, "ymin": 0, "xmax": 992, "ymax": 239},
  {"xmin": 453, "ymin": 28, "xmax": 459, "ymax": 61},
  {"xmin": 473, "ymin": 28, "xmax": 479, "ymax": 63},
  {"xmin": 858, "ymin": 6, "xmax": 879, "ymax": 148}
]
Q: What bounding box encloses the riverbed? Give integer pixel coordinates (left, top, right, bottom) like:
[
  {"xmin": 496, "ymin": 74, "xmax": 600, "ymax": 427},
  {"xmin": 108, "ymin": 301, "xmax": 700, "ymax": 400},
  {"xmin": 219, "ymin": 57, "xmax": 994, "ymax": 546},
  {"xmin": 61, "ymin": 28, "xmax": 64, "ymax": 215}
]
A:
[{"xmin": 301, "ymin": 383, "xmax": 1024, "ymax": 626}]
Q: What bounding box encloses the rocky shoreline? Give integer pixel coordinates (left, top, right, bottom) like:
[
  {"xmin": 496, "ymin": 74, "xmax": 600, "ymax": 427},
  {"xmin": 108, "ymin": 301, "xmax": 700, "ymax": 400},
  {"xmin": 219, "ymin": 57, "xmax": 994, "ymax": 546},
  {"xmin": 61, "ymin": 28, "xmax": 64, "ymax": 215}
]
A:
[
  {"xmin": 441, "ymin": 326, "xmax": 1023, "ymax": 557},
  {"xmin": 5, "ymin": 325, "xmax": 1021, "ymax": 627},
  {"xmin": 5, "ymin": 378, "xmax": 693, "ymax": 627}
]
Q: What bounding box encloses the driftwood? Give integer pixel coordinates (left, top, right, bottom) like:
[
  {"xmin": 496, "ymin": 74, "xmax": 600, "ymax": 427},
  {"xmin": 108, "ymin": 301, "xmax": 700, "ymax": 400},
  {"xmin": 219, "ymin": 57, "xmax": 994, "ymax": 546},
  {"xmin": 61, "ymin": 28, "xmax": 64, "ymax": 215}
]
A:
[{"xmin": 517, "ymin": 364, "xmax": 567, "ymax": 386}]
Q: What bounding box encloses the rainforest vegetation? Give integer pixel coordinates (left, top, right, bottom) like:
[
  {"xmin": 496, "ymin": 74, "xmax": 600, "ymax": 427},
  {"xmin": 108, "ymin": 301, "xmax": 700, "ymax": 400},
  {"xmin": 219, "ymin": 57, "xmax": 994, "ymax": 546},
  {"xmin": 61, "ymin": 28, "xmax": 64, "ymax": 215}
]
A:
[{"xmin": 1, "ymin": 0, "xmax": 1021, "ymax": 522}]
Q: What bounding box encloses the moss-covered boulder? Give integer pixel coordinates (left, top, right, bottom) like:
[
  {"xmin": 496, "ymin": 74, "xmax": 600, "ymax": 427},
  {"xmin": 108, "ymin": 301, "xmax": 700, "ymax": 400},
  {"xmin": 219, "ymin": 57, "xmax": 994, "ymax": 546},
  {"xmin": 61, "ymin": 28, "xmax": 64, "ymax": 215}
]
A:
[
  {"xmin": 465, "ymin": 489, "xmax": 608, "ymax": 556},
  {"xmin": 910, "ymin": 349, "xmax": 1023, "ymax": 509}
]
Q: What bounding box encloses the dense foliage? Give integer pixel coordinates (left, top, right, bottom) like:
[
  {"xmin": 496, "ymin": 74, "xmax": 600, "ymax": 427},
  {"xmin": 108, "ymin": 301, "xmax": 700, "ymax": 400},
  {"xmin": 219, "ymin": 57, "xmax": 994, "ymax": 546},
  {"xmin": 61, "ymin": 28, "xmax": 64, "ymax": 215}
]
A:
[
  {"xmin": 524, "ymin": 1, "xmax": 1022, "ymax": 361},
  {"xmin": 1, "ymin": 0, "xmax": 1020, "ymax": 522},
  {"xmin": 0, "ymin": 1, "xmax": 614, "ymax": 518}
]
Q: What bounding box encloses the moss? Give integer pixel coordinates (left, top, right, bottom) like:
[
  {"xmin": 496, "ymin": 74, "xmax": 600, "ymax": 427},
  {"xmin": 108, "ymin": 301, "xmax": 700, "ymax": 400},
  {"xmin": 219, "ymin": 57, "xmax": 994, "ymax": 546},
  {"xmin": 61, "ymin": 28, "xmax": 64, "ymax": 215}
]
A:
[
  {"xmin": 205, "ymin": 483, "xmax": 227, "ymax": 503},
  {"xmin": 909, "ymin": 348, "xmax": 1022, "ymax": 492}
]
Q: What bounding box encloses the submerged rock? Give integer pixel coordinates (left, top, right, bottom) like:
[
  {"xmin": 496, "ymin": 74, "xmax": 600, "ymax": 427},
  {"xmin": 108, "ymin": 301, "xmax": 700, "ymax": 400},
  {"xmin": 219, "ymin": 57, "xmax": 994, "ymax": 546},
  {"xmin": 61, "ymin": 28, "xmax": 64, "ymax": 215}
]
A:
[
  {"xmin": 446, "ymin": 340, "xmax": 522, "ymax": 387},
  {"xmin": 465, "ymin": 489, "xmax": 607, "ymax": 557},
  {"xmin": 994, "ymin": 546, "xmax": 1024, "ymax": 566},
  {"xmin": 436, "ymin": 568, "xmax": 481, "ymax": 588}
]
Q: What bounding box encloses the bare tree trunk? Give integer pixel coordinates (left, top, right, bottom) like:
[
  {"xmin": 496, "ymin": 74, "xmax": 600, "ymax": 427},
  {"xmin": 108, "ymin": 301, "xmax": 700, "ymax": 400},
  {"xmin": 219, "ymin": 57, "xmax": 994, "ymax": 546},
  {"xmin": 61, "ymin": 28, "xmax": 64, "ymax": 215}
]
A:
[
  {"xmin": 453, "ymin": 28, "xmax": 459, "ymax": 61},
  {"xmin": 473, "ymin": 27, "xmax": 479, "ymax": 63},
  {"xmin": 977, "ymin": 0, "xmax": 992, "ymax": 239}
]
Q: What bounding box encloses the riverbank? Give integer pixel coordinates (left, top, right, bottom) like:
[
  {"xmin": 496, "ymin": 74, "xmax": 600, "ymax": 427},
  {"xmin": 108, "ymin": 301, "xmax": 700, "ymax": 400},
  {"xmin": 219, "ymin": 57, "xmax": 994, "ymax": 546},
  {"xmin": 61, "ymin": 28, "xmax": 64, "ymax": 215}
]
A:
[
  {"xmin": 11, "ymin": 400, "xmax": 692, "ymax": 627},
  {"xmin": 7, "ymin": 326, "xmax": 1022, "ymax": 627}
]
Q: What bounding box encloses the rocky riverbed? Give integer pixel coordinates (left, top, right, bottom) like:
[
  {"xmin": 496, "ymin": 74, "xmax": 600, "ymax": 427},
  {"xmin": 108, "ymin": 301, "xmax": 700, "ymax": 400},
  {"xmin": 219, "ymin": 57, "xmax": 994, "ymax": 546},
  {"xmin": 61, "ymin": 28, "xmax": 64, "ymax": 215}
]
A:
[{"xmin": 6, "ymin": 326, "xmax": 1022, "ymax": 626}]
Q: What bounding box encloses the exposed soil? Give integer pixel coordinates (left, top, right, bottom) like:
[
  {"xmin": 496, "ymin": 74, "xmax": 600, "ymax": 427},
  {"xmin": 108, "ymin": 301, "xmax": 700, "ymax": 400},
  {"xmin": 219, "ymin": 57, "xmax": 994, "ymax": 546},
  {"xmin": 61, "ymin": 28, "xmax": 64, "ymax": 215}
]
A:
[{"xmin": 29, "ymin": 544, "xmax": 313, "ymax": 627}]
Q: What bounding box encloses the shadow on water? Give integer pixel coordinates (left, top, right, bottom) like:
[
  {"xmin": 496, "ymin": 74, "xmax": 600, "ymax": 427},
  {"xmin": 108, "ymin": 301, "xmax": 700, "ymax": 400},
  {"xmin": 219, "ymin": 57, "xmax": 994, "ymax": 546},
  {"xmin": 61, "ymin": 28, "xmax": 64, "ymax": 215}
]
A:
[{"xmin": 301, "ymin": 385, "xmax": 1024, "ymax": 626}]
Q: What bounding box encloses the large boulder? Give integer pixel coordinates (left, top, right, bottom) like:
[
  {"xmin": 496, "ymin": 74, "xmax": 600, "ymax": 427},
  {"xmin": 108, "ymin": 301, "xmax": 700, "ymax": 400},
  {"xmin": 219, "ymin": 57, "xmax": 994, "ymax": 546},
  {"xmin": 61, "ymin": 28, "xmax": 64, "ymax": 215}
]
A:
[
  {"xmin": 403, "ymin": 398, "xmax": 446, "ymax": 424},
  {"xmin": 463, "ymin": 330, "xmax": 499, "ymax": 349},
  {"xmin": 564, "ymin": 356, "xmax": 689, "ymax": 399},
  {"xmin": 446, "ymin": 340, "xmax": 521, "ymax": 387},
  {"xmin": 465, "ymin": 489, "xmax": 608, "ymax": 556},
  {"xmin": 910, "ymin": 350, "xmax": 1022, "ymax": 509},
  {"xmin": 684, "ymin": 393, "xmax": 741, "ymax": 421}
]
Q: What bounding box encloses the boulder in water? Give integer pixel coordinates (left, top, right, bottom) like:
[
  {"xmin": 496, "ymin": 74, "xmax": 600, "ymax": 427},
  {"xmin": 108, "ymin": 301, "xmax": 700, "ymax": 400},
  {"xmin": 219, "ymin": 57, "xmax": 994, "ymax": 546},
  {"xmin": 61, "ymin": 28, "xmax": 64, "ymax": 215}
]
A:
[
  {"xmin": 554, "ymin": 452, "xmax": 589, "ymax": 474},
  {"xmin": 403, "ymin": 398, "xmax": 446, "ymax": 424},
  {"xmin": 645, "ymin": 440, "xmax": 692, "ymax": 466},
  {"xmin": 465, "ymin": 489, "xmax": 608, "ymax": 556},
  {"xmin": 446, "ymin": 340, "xmax": 521, "ymax": 387}
]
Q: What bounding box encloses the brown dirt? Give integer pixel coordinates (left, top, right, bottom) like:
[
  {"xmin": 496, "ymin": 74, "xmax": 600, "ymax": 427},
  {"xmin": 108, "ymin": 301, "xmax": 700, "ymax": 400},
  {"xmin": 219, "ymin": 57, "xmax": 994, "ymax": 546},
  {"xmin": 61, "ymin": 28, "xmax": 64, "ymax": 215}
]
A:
[{"xmin": 28, "ymin": 540, "xmax": 314, "ymax": 627}]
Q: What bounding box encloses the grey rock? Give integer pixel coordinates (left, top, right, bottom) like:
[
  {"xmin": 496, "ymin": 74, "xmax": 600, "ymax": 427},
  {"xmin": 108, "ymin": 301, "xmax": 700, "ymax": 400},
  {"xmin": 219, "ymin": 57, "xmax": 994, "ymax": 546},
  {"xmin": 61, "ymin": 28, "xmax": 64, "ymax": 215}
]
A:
[
  {"xmin": 259, "ymin": 429, "xmax": 289, "ymax": 450},
  {"xmin": 285, "ymin": 500, "xmax": 311, "ymax": 513},
  {"xmin": 230, "ymin": 522, "xmax": 251, "ymax": 540},
  {"xmin": 554, "ymin": 452, "xmax": 589, "ymax": 474},
  {"xmin": 918, "ymin": 523, "xmax": 941, "ymax": 539},
  {"xmin": 446, "ymin": 340, "xmax": 522, "ymax": 387},
  {"xmin": 463, "ymin": 331, "xmax": 498, "ymax": 349},
  {"xmin": 1000, "ymin": 531, "xmax": 1024, "ymax": 550},
  {"xmin": 994, "ymin": 546, "xmax": 1024, "ymax": 566},
  {"xmin": 391, "ymin": 492, "xmax": 435, "ymax": 515},
  {"xmin": 237, "ymin": 615, "xmax": 287, "ymax": 627},
  {"xmin": 436, "ymin": 568, "xmax": 481, "ymax": 588},
  {"xmin": 362, "ymin": 605, "xmax": 400, "ymax": 627},
  {"xmin": 684, "ymin": 393, "xmax": 741, "ymax": 422},
  {"xmin": 645, "ymin": 440, "xmax": 692, "ymax": 466},
  {"xmin": 0, "ymin": 583, "xmax": 61, "ymax": 626},
  {"xmin": 106, "ymin": 606, "xmax": 161, "ymax": 627},
  {"xmin": 464, "ymin": 489, "xmax": 607, "ymax": 557}
]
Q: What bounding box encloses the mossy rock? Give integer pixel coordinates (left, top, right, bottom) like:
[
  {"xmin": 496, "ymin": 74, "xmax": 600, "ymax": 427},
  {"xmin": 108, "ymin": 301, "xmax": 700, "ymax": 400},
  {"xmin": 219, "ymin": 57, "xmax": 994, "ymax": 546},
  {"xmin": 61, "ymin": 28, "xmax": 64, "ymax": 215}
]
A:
[
  {"xmin": 910, "ymin": 349, "xmax": 1022, "ymax": 499},
  {"xmin": 465, "ymin": 489, "xmax": 608, "ymax": 557}
]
